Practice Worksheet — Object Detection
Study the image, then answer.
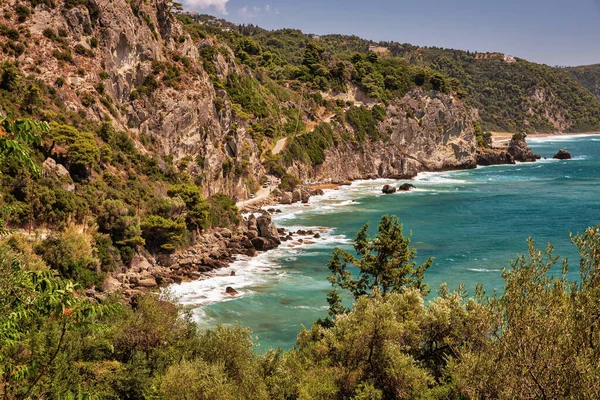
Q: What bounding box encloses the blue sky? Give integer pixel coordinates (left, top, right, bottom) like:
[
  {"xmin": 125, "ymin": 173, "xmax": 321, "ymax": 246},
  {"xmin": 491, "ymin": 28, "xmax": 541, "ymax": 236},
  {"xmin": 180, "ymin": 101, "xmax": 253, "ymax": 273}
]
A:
[{"xmin": 181, "ymin": 0, "xmax": 600, "ymax": 66}]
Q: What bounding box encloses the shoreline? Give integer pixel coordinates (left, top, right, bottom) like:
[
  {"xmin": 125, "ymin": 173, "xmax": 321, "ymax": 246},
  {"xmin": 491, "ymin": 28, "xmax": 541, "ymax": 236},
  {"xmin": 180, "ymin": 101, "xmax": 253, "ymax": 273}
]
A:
[
  {"xmin": 169, "ymin": 132, "xmax": 592, "ymax": 309},
  {"xmin": 492, "ymin": 131, "xmax": 600, "ymax": 145}
]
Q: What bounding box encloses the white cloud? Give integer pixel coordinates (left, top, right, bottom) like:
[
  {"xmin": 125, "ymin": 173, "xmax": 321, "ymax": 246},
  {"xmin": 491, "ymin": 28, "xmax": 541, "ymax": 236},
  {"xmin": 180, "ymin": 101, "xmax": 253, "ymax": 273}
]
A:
[
  {"xmin": 238, "ymin": 4, "xmax": 276, "ymax": 19},
  {"xmin": 238, "ymin": 5, "xmax": 261, "ymax": 19},
  {"xmin": 183, "ymin": 0, "xmax": 230, "ymax": 15}
]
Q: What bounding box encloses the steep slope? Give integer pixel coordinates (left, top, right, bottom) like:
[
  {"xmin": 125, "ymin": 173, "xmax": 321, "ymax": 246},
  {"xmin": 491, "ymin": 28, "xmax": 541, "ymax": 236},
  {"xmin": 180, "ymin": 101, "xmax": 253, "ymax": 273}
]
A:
[{"xmin": 563, "ymin": 64, "xmax": 600, "ymax": 100}]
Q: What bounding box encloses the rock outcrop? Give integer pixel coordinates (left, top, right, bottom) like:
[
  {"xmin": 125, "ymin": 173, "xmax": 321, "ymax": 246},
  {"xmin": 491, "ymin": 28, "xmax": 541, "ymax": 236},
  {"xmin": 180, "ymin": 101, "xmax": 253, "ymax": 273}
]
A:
[
  {"xmin": 507, "ymin": 136, "xmax": 541, "ymax": 162},
  {"xmin": 553, "ymin": 149, "xmax": 572, "ymax": 160},
  {"xmin": 382, "ymin": 185, "xmax": 397, "ymax": 194},
  {"xmin": 398, "ymin": 183, "xmax": 416, "ymax": 191},
  {"xmin": 477, "ymin": 148, "xmax": 516, "ymax": 166}
]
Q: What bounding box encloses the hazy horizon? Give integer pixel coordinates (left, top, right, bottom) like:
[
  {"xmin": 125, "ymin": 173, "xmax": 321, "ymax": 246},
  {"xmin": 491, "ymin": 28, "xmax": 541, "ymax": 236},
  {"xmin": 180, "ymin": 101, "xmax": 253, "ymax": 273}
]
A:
[{"xmin": 180, "ymin": 0, "xmax": 600, "ymax": 67}]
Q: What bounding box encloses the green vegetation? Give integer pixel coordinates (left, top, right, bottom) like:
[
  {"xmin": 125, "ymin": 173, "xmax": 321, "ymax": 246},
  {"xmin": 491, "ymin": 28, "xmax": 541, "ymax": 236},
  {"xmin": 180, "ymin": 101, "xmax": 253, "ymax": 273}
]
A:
[
  {"xmin": 3, "ymin": 213, "xmax": 600, "ymax": 398},
  {"xmin": 563, "ymin": 64, "xmax": 600, "ymax": 100}
]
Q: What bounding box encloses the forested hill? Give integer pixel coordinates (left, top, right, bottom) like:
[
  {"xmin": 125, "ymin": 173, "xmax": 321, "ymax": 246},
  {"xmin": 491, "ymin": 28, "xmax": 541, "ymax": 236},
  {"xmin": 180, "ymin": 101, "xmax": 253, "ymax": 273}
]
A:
[
  {"xmin": 563, "ymin": 64, "xmax": 600, "ymax": 101},
  {"xmin": 208, "ymin": 15, "xmax": 600, "ymax": 133}
]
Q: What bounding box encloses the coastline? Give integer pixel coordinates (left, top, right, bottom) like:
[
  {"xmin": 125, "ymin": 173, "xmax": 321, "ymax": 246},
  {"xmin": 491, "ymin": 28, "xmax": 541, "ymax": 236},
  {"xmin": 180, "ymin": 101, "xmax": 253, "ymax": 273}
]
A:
[
  {"xmin": 168, "ymin": 132, "xmax": 592, "ymax": 310},
  {"xmin": 492, "ymin": 131, "xmax": 600, "ymax": 145}
]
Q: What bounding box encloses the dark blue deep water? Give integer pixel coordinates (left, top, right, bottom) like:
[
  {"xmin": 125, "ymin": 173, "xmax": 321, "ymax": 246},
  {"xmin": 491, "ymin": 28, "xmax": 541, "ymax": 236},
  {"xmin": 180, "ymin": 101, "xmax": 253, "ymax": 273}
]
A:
[{"xmin": 171, "ymin": 135, "xmax": 600, "ymax": 350}]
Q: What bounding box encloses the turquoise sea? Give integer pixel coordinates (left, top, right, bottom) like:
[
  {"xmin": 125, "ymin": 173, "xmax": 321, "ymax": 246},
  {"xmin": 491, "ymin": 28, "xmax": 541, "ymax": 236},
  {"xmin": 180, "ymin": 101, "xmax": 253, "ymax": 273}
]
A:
[{"xmin": 170, "ymin": 135, "xmax": 600, "ymax": 350}]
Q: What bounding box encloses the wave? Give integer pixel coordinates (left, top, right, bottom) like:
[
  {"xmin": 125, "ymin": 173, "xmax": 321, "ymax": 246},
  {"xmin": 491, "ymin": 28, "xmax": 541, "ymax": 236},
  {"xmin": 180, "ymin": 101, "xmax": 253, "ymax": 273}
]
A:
[
  {"xmin": 167, "ymin": 228, "xmax": 349, "ymax": 310},
  {"xmin": 527, "ymin": 133, "xmax": 600, "ymax": 143},
  {"xmin": 466, "ymin": 268, "xmax": 501, "ymax": 272}
]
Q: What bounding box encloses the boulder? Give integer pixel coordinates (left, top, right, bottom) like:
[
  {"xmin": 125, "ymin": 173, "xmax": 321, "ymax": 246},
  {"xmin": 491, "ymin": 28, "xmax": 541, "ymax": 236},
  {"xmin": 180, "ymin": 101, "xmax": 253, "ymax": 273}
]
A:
[
  {"xmin": 292, "ymin": 189, "xmax": 302, "ymax": 203},
  {"xmin": 398, "ymin": 183, "xmax": 416, "ymax": 191},
  {"xmin": 220, "ymin": 228, "xmax": 232, "ymax": 238},
  {"xmin": 103, "ymin": 276, "xmax": 122, "ymax": 292},
  {"xmin": 257, "ymin": 215, "xmax": 280, "ymax": 244},
  {"xmin": 280, "ymin": 192, "xmax": 293, "ymax": 204},
  {"xmin": 225, "ymin": 286, "xmax": 238, "ymax": 295},
  {"xmin": 553, "ymin": 149, "xmax": 572, "ymax": 160},
  {"xmin": 382, "ymin": 184, "xmax": 397, "ymax": 194},
  {"xmin": 301, "ymin": 189, "xmax": 311, "ymax": 204},
  {"xmin": 313, "ymin": 233, "xmax": 321, "ymax": 239},
  {"xmin": 246, "ymin": 230, "xmax": 258, "ymax": 240},
  {"xmin": 230, "ymin": 271, "xmax": 236, "ymax": 276},
  {"xmin": 310, "ymin": 188, "xmax": 325, "ymax": 196},
  {"xmin": 251, "ymin": 236, "xmax": 278, "ymax": 251},
  {"xmin": 137, "ymin": 277, "xmax": 158, "ymax": 288}
]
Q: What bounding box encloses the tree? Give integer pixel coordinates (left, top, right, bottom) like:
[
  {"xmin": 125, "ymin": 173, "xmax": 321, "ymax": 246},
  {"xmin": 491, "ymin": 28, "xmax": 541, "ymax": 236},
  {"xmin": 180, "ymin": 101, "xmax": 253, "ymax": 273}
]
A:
[
  {"xmin": 0, "ymin": 117, "xmax": 47, "ymax": 236},
  {"xmin": 167, "ymin": 184, "xmax": 209, "ymax": 231},
  {"xmin": 0, "ymin": 245, "xmax": 117, "ymax": 399},
  {"xmin": 325, "ymin": 215, "xmax": 433, "ymax": 320}
]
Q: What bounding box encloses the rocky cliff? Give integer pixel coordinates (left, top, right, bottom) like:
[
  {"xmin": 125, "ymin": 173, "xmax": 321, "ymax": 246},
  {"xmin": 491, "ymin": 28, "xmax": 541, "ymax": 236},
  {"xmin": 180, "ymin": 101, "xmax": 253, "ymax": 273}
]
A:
[
  {"xmin": 3, "ymin": 0, "xmax": 267, "ymax": 199},
  {"xmin": 2, "ymin": 0, "xmax": 482, "ymax": 200},
  {"xmin": 290, "ymin": 90, "xmax": 477, "ymax": 182}
]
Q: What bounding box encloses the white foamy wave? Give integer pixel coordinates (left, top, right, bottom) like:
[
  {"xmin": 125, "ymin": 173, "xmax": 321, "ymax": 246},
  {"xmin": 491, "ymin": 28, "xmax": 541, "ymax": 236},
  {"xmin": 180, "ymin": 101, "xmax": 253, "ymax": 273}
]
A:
[
  {"xmin": 413, "ymin": 171, "xmax": 469, "ymax": 185},
  {"xmin": 527, "ymin": 133, "xmax": 599, "ymax": 143},
  {"xmin": 167, "ymin": 228, "xmax": 349, "ymax": 310},
  {"xmin": 467, "ymin": 268, "xmax": 501, "ymax": 272}
]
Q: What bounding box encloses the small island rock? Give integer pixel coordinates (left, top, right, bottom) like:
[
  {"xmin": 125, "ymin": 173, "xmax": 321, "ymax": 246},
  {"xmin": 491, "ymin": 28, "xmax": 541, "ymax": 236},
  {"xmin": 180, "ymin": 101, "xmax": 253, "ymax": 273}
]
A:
[
  {"xmin": 553, "ymin": 149, "xmax": 572, "ymax": 160},
  {"xmin": 382, "ymin": 184, "xmax": 397, "ymax": 194}
]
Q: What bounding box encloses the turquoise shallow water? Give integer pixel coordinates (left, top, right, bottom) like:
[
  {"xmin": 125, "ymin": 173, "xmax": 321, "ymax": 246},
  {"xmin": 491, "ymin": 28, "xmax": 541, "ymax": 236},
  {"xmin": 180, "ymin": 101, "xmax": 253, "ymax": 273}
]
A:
[{"xmin": 170, "ymin": 135, "xmax": 600, "ymax": 350}]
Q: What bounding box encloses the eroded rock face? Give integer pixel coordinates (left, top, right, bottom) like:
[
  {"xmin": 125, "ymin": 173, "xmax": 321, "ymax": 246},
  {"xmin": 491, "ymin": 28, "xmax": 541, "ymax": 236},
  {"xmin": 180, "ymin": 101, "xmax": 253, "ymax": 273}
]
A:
[
  {"xmin": 256, "ymin": 215, "xmax": 280, "ymax": 245},
  {"xmin": 554, "ymin": 149, "xmax": 572, "ymax": 160},
  {"xmin": 289, "ymin": 90, "xmax": 477, "ymax": 182}
]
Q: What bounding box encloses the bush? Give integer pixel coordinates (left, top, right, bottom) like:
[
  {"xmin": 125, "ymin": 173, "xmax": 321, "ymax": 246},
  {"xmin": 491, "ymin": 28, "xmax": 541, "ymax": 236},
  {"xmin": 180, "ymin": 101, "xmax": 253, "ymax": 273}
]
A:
[
  {"xmin": 36, "ymin": 226, "xmax": 102, "ymax": 288},
  {"xmin": 208, "ymin": 194, "xmax": 241, "ymax": 229},
  {"xmin": 141, "ymin": 214, "xmax": 186, "ymax": 253}
]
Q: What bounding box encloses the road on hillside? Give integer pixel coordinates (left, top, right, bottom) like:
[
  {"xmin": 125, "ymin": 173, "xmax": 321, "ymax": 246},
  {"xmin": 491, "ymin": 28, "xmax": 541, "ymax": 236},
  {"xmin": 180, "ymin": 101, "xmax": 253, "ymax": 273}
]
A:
[{"xmin": 236, "ymin": 177, "xmax": 279, "ymax": 209}]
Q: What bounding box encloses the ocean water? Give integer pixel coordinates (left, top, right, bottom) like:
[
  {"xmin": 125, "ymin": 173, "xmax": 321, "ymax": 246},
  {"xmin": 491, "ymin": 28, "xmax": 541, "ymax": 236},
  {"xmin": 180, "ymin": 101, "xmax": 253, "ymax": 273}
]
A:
[{"xmin": 170, "ymin": 135, "xmax": 600, "ymax": 350}]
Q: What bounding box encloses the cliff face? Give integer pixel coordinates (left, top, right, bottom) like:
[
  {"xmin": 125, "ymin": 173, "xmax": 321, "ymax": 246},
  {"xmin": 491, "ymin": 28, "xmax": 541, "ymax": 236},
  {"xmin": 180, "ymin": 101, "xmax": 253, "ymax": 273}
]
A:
[
  {"xmin": 6, "ymin": 0, "xmax": 267, "ymax": 199},
  {"xmin": 3, "ymin": 0, "xmax": 478, "ymax": 198},
  {"xmin": 291, "ymin": 91, "xmax": 477, "ymax": 182}
]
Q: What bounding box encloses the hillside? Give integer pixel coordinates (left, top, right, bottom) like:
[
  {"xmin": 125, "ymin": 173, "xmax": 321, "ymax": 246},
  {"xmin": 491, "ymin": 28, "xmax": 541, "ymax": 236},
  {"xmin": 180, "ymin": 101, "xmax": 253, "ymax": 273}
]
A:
[
  {"xmin": 563, "ymin": 64, "xmax": 600, "ymax": 100},
  {"xmin": 226, "ymin": 24, "xmax": 600, "ymax": 133}
]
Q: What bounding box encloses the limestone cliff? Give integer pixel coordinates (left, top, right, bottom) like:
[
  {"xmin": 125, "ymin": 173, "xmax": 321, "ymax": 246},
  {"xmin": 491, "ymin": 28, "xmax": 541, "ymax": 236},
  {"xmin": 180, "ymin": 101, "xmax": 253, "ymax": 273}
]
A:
[
  {"xmin": 4, "ymin": 0, "xmax": 265, "ymax": 199},
  {"xmin": 289, "ymin": 90, "xmax": 477, "ymax": 182},
  {"xmin": 2, "ymin": 0, "xmax": 478, "ymax": 198}
]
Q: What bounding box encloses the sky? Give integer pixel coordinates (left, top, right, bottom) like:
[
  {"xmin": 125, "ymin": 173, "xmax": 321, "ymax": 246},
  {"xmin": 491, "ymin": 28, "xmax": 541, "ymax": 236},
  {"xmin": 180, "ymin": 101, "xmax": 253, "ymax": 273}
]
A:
[{"xmin": 180, "ymin": 0, "xmax": 600, "ymax": 67}]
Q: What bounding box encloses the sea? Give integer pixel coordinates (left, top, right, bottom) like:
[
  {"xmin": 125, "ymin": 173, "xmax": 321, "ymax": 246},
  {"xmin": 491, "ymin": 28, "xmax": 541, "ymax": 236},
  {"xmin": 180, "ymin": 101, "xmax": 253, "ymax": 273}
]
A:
[{"xmin": 169, "ymin": 135, "xmax": 600, "ymax": 350}]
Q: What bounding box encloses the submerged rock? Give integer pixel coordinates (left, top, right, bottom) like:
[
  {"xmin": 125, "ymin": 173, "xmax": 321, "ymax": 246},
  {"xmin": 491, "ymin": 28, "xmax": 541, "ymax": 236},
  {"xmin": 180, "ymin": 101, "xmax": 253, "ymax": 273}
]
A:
[{"xmin": 553, "ymin": 149, "xmax": 572, "ymax": 160}]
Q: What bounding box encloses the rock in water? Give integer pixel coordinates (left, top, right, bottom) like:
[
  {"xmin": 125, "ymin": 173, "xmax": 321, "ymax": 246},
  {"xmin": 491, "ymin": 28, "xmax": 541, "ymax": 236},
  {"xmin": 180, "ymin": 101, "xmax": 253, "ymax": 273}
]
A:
[
  {"xmin": 398, "ymin": 183, "xmax": 416, "ymax": 191},
  {"xmin": 476, "ymin": 148, "xmax": 516, "ymax": 166},
  {"xmin": 382, "ymin": 184, "xmax": 397, "ymax": 194},
  {"xmin": 553, "ymin": 149, "xmax": 572, "ymax": 160},
  {"xmin": 507, "ymin": 135, "xmax": 540, "ymax": 162},
  {"xmin": 225, "ymin": 286, "xmax": 238, "ymax": 295}
]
